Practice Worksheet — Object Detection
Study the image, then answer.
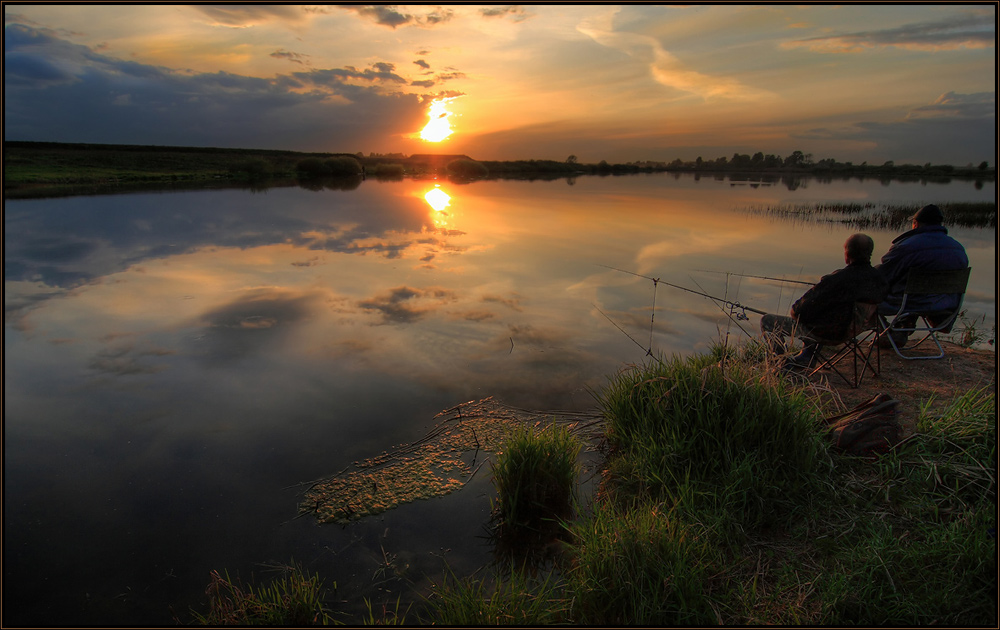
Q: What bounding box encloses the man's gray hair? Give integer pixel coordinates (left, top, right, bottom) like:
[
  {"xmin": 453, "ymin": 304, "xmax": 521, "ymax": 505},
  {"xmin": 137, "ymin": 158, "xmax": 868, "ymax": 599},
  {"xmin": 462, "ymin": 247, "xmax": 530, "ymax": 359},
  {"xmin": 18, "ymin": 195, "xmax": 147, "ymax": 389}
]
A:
[{"xmin": 845, "ymin": 233, "xmax": 875, "ymax": 263}]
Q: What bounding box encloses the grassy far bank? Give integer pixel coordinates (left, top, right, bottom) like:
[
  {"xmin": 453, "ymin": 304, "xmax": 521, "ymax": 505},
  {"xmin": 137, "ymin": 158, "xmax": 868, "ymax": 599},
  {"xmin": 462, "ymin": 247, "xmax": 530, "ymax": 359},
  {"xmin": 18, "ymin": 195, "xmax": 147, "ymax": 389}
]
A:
[
  {"xmin": 4, "ymin": 141, "xmax": 996, "ymax": 200},
  {"xmin": 189, "ymin": 340, "xmax": 996, "ymax": 626}
]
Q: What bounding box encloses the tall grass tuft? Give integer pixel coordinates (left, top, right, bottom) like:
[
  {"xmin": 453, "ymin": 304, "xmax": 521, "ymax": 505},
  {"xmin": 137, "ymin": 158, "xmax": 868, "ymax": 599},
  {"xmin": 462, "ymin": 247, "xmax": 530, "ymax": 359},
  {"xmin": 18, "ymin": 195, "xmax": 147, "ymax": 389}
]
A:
[
  {"xmin": 598, "ymin": 354, "xmax": 831, "ymax": 535},
  {"xmin": 491, "ymin": 424, "xmax": 581, "ymax": 544},
  {"xmin": 421, "ymin": 566, "xmax": 569, "ymax": 625},
  {"xmin": 564, "ymin": 500, "xmax": 719, "ymax": 625},
  {"xmin": 192, "ymin": 563, "xmax": 334, "ymax": 626}
]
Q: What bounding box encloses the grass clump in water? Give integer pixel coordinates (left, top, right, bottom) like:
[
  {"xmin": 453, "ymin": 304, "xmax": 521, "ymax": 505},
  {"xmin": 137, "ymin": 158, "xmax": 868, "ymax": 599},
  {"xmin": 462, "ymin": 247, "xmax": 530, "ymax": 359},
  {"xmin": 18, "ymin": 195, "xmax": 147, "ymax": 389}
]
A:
[{"xmin": 490, "ymin": 424, "xmax": 580, "ymax": 545}]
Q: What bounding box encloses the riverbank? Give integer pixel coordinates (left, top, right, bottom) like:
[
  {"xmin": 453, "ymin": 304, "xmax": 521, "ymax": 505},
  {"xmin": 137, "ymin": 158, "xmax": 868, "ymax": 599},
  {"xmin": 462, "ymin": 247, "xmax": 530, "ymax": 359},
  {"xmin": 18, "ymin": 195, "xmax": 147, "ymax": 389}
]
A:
[
  {"xmin": 415, "ymin": 340, "xmax": 995, "ymax": 625},
  {"xmin": 5, "ymin": 140, "xmax": 995, "ymax": 200}
]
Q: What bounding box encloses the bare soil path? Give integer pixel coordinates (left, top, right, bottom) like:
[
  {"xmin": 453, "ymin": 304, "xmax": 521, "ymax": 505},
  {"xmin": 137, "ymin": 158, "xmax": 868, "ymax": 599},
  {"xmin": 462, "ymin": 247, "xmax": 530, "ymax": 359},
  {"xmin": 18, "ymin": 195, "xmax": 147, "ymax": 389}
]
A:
[{"xmin": 811, "ymin": 340, "xmax": 996, "ymax": 436}]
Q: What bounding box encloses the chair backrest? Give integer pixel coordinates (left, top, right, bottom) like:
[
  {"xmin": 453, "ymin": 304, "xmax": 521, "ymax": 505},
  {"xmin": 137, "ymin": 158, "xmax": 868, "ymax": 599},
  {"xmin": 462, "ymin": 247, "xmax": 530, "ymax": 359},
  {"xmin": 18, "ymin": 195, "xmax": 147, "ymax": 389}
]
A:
[{"xmin": 902, "ymin": 267, "xmax": 971, "ymax": 296}]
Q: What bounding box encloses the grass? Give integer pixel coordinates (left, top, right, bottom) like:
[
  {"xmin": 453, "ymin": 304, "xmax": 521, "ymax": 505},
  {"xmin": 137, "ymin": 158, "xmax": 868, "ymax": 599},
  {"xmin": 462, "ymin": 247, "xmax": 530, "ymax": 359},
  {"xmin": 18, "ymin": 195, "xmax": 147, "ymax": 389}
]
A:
[
  {"xmin": 597, "ymin": 350, "xmax": 832, "ymax": 535},
  {"xmin": 192, "ymin": 562, "xmax": 335, "ymax": 626},
  {"xmin": 419, "ymin": 342, "xmax": 995, "ymax": 625},
  {"xmin": 490, "ymin": 424, "xmax": 581, "ymax": 548}
]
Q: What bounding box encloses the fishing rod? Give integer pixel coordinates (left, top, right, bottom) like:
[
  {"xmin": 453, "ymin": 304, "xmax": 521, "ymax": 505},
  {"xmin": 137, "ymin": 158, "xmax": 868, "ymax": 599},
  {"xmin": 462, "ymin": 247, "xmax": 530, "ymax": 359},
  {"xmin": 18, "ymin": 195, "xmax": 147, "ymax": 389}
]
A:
[
  {"xmin": 597, "ymin": 264, "xmax": 770, "ymax": 318},
  {"xmin": 693, "ymin": 268, "xmax": 814, "ymax": 286}
]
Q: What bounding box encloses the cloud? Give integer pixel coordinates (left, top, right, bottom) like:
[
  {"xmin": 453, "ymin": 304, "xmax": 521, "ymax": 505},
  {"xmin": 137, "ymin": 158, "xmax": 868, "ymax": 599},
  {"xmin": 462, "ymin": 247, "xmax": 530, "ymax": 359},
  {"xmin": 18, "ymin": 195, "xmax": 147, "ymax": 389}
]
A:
[
  {"xmin": 271, "ymin": 49, "xmax": 310, "ymax": 65},
  {"xmin": 358, "ymin": 286, "xmax": 457, "ymax": 324},
  {"xmin": 196, "ymin": 288, "xmax": 323, "ymax": 362},
  {"xmin": 577, "ymin": 13, "xmax": 773, "ymax": 102},
  {"xmin": 794, "ymin": 92, "xmax": 995, "ymax": 164},
  {"xmin": 191, "ymin": 5, "xmax": 308, "ymax": 28},
  {"xmin": 783, "ymin": 13, "xmax": 995, "ymax": 53},
  {"xmin": 340, "ymin": 5, "xmax": 455, "ymax": 29},
  {"xmin": 479, "ymin": 6, "xmax": 531, "ymax": 23},
  {"xmin": 3, "ymin": 24, "xmax": 427, "ymax": 151},
  {"xmin": 908, "ymin": 91, "xmax": 995, "ymax": 120},
  {"xmin": 481, "ymin": 294, "xmax": 524, "ymax": 312},
  {"xmin": 413, "ymin": 59, "xmax": 431, "ymax": 70},
  {"xmin": 88, "ymin": 341, "xmax": 174, "ymax": 376}
]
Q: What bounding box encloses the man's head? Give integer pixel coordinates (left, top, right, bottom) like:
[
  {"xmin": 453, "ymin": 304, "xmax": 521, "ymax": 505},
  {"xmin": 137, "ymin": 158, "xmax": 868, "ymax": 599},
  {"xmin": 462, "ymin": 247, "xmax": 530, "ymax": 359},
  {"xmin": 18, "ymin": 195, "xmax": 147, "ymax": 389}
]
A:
[
  {"xmin": 844, "ymin": 233, "xmax": 875, "ymax": 264},
  {"xmin": 912, "ymin": 204, "xmax": 944, "ymax": 228}
]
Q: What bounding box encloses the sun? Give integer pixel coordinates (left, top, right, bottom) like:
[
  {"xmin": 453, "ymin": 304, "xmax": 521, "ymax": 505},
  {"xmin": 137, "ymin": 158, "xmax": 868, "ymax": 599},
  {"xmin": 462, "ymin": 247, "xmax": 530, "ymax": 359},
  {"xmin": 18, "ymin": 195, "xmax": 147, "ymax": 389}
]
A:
[{"xmin": 419, "ymin": 98, "xmax": 456, "ymax": 142}]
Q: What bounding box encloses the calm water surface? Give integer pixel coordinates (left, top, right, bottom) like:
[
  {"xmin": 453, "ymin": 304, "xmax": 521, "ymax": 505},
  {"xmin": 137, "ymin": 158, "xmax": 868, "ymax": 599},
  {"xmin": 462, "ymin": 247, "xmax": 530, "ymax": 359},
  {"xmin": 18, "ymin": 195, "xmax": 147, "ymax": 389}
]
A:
[{"xmin": 4, "ymin": 173, "xmax": 995, "ymax": 625}]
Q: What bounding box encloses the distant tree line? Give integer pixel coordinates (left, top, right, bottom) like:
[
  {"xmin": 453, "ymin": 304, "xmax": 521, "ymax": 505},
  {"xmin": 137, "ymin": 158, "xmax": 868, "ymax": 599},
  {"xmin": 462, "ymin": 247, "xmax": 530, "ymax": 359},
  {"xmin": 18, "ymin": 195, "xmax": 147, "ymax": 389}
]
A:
[{"xmin": 612, "ymin": 149, "xmax": 993, "ymax": 180}]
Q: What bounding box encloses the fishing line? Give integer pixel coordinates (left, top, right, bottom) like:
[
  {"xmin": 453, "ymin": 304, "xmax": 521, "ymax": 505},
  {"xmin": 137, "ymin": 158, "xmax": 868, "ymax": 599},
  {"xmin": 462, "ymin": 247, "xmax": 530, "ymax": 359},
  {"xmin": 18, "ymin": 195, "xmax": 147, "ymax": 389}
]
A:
[
  {"xmin": 689, "ymin": 275, "xmax": 754, "ymax": 339},
  {"xmin": 593, "ymin": 302, "xmax": 652, "ymax": 356},
  {"xmin": 598, "ymin": 264, "xmax": 769, "ymax": 317},
  {"xmin": 693, "ymin": 268, "xmax": 814, "ymax": 286}
]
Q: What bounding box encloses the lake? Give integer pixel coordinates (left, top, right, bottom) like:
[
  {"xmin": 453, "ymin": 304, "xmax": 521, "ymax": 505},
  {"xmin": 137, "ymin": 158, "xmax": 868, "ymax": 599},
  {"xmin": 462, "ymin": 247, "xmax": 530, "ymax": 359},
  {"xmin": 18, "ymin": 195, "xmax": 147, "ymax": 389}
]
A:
[{"xmin": 4, "ymin": 172, "xmax": 995, "ymax": 625}]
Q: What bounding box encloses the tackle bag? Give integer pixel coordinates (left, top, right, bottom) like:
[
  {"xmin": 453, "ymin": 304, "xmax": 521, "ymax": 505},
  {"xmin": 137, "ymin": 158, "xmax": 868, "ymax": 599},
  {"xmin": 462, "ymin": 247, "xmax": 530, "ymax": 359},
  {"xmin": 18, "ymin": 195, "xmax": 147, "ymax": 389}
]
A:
[{"xmin": 824, "ymin": 393, "xmax": 901, "ymax": 456}]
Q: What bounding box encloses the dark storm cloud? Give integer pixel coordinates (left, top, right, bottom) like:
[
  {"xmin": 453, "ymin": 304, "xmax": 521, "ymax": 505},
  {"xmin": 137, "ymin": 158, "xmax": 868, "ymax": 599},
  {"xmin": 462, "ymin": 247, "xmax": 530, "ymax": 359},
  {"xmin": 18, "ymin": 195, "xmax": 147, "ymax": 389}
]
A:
[
  {"xmin": 788, "ymin": 13, "xmax": 995, "ymax": 51},
  {"xmin": 358, "ymin": 286, "xmax": 458, "ymax": 324},
  {"xmin": 3, "ymin": 23, "xmax": 426, "ymax": 151}
]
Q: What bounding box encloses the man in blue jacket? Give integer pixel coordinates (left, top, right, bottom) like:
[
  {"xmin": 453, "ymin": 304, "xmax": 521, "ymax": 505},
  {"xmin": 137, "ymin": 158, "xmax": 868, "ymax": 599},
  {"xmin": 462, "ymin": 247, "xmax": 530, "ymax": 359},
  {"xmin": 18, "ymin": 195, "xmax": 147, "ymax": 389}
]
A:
[
  {"xmin": 761, "ymin": 233, "xmax": 888, "ymax": 368},
  {"xmin": 876, "ymin": 204, "xmax": 969, "ymax": 345}
]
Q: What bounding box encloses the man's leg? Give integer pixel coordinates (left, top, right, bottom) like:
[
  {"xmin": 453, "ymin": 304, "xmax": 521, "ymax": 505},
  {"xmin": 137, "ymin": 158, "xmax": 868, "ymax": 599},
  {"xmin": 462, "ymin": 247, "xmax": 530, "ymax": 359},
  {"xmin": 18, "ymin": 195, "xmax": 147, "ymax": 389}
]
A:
[{"xmin": 760, "ymin": 314, "xmax": 797, "ymax": 354}]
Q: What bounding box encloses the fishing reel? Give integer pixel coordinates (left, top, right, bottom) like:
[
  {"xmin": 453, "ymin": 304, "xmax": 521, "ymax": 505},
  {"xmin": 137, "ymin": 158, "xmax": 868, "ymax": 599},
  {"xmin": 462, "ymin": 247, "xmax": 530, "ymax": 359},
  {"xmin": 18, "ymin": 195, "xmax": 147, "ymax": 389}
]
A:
[{"xmin": 729, "ymin": 302, "xmax": 750, "ymax": 321}]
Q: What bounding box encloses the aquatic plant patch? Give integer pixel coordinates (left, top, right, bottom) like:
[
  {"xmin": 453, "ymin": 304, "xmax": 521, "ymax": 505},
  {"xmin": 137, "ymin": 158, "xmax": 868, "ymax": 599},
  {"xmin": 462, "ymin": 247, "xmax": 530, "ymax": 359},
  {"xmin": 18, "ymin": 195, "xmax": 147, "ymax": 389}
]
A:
[{"xmin": 301, "ymin": 397, "xmax": 603, "ymax": 524}]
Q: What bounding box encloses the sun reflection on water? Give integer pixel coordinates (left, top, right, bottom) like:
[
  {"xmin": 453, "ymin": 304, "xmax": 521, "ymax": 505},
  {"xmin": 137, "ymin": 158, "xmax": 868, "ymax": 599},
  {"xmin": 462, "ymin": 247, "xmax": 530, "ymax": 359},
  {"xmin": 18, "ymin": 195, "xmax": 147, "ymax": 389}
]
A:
[{"xmin": 424, "ymin": 185, "xmax": 452, "ymax": 228}]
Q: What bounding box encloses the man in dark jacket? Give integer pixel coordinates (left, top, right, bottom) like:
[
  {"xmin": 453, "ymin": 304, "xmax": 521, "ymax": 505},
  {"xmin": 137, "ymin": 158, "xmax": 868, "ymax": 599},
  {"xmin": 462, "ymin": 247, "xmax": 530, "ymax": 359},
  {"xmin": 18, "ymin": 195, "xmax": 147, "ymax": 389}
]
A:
[
  {"xmin": 876, "ymin": 204, "xmax": 969, "ymax": 344},
  {"xmin": 761, "ymin": 233, "xmax": 888, "ymax": 368}
]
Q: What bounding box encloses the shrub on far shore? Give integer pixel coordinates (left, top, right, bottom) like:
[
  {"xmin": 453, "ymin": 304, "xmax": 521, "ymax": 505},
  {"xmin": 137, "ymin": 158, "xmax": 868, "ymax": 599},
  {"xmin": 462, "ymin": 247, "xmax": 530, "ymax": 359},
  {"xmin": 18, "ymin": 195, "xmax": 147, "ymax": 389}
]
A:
[
  {"xmin": 229, "ymin": 157, "xmax": 272, "ymax": 180},
  {"xmin": 296, "ymin": 156, "xmax": 362, "ymax": 177},
  {"xmin": 447, "ymin": 159, "xmax": 489, "ymax": 178}
]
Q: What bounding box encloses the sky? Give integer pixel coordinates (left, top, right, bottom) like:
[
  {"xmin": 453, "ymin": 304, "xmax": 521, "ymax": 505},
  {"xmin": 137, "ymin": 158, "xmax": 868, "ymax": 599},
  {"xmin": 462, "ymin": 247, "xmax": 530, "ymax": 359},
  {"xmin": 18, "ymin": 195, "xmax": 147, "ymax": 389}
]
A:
[{"xmin": 4, "ymin": 4, "xmax": 996, "ymax": 165}]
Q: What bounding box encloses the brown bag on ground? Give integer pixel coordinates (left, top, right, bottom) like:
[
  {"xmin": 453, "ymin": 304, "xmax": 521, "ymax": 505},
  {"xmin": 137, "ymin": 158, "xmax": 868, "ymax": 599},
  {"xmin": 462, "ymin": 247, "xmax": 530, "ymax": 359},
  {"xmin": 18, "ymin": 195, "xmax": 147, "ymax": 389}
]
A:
[{"xmin": 825, "ymin": 393, "xmax": 902, "ymax": 456}]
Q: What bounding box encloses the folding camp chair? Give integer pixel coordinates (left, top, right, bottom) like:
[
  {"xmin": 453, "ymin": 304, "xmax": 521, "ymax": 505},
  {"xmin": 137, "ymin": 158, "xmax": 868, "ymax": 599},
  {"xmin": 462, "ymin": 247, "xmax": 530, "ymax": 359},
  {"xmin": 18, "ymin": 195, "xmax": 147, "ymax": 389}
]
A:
[
  {"xmin": 805, "ymin": 301, "xmax": 881, "ymax": 388},
  {"xmin": 876, "ymin": 267, "xmax": 971, "ymax": 360}
]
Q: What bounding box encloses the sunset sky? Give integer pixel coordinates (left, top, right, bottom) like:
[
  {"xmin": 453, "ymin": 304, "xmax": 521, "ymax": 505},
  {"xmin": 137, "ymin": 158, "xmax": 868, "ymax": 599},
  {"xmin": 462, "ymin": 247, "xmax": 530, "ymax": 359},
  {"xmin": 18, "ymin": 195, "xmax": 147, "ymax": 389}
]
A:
[{"xmin": 4, "ymin": 4, "xmax": 995, "ymax": 165}]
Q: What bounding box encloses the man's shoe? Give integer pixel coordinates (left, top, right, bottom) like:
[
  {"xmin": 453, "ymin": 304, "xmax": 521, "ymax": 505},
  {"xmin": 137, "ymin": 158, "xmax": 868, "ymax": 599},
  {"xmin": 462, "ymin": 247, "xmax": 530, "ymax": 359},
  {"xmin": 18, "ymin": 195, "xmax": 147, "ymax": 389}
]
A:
[
  {"xmin": 782, "ymin": 344, "xmax": 818, "ymax": 370},
  {"xmin": 878, "ymin": 330, "xmax": 910, "ymax": 349}
]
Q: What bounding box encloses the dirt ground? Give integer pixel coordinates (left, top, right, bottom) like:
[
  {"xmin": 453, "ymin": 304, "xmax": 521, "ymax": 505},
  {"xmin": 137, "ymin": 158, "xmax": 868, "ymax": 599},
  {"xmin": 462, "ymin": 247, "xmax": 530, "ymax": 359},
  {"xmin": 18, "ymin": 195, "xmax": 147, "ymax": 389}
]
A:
[{"xmin": 806, "ymin": 339, "xmax": 996, "ymax": 436}]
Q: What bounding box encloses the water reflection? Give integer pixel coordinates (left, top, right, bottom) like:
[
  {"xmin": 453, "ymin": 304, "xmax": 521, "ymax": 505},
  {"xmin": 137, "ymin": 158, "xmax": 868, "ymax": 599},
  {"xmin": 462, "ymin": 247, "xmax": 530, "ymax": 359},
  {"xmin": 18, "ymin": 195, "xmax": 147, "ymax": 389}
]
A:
[
  {"xmin": 3, "ymin": 173, "xmax": 994, "ymax": 626},
  {"xmin": 424, "ymin": 184, "xmax": 452, "ymax": 229}
]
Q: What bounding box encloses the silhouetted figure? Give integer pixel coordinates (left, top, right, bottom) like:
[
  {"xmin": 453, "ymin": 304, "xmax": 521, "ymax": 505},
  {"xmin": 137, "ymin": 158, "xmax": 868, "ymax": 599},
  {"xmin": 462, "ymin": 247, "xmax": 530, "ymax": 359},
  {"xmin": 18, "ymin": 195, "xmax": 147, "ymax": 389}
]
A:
[
  {"xmin": 760, "ymin": 233, "xmax": 888, "ymax": 368},
  {"xmin": 876, "ymin": 204, "xmax": 969, "ymax": 346}
]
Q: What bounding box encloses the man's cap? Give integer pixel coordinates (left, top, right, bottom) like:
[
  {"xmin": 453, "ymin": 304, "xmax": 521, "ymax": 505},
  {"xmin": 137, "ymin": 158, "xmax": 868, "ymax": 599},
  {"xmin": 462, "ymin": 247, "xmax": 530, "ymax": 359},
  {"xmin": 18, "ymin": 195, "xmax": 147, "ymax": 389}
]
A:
[{"xmin": 912, "ymin": 204, "xmax": 944, "ymax": 225}]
